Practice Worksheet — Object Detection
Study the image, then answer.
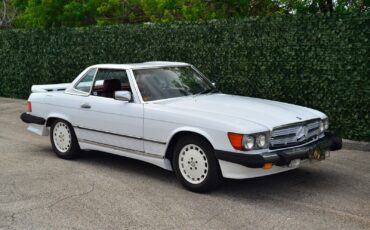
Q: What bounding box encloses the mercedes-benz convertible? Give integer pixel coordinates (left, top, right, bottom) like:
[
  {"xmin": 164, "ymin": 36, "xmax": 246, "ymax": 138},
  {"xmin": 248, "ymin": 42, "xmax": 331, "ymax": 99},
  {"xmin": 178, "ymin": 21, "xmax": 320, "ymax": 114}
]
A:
[{"xmin": 21, "ymin": 61, "xmax": 342, "ymax": 192}]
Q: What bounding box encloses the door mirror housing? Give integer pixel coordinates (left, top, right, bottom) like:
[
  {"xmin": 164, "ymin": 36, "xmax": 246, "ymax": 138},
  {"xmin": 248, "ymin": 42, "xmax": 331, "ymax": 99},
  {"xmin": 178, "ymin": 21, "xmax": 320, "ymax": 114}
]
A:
[{"xmin": 114, "ymin": 91, "xmax": 132, "ymax": 102}]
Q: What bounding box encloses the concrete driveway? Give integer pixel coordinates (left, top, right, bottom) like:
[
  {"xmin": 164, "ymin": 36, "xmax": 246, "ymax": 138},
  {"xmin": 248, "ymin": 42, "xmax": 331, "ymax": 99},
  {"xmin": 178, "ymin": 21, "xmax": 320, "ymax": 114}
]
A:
[{"xmin": 0, "ymin": 97, "xmax": 369, "ymax": 229}]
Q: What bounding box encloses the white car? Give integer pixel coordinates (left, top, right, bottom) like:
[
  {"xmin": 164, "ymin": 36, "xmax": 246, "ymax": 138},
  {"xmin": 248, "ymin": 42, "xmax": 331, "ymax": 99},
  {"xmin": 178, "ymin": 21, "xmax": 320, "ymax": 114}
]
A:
[{"xmin": 21, "ymin": 61, "xmax": 341, "ymax": 192}]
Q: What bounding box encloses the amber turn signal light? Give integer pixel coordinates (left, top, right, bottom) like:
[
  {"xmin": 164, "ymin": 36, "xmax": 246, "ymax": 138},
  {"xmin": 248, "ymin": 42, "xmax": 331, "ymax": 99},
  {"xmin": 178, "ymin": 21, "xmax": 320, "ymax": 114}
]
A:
[
  {"xmin": 263, "ymin": 162, "xmax": 273, "ymax": 170},
  {"xmin": 227, "ymin": 132, "xmax": 244, "ymax": 150}
]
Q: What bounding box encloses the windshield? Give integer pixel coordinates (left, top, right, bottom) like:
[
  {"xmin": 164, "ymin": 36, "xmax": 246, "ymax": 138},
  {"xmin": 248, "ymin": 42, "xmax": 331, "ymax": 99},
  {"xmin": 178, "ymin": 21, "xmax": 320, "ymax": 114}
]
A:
[{"xmin": 133, "ymin": 66, "xmax": 217, "ymax": 101}]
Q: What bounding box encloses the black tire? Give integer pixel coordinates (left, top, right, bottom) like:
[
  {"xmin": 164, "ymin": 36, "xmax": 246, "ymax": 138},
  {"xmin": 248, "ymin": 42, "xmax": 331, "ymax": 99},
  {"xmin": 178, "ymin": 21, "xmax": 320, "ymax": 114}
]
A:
[
  {"xmin": 325, "ymin": 132, "xmax": 342, "ymax": 151},
  {"xmin": 172, "ymin": 135, "xmax": 222, "ymax": 193},
  {"xmin": 50, "ymin": 119, "xmax": 81, "ymax": 159}
]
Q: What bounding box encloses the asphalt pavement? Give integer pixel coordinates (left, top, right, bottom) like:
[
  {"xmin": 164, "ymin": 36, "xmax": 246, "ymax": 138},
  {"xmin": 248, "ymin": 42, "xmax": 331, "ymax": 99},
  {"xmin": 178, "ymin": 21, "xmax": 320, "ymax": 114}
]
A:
[{"xmin": 0, "ymin": 97, "xmax": 369, "ymax": 230}]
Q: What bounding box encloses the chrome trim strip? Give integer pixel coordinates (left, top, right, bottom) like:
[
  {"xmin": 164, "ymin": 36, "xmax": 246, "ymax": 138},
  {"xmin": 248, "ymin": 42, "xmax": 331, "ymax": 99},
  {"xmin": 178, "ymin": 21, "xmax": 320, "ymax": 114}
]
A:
[
  {"xmin": 130, "ymin": 64, "xmax": 190, "ymax": 70},
  {"xmin": 74, "ymin": 126, "xmax": 167, "ymax": 145},
  {"xmin": 78, "ymin": 139, "xmax": 164, "ymax": 159},
  {"xmin": 272, "ymin": 118, "xmax": 321, "ymax": 131}
]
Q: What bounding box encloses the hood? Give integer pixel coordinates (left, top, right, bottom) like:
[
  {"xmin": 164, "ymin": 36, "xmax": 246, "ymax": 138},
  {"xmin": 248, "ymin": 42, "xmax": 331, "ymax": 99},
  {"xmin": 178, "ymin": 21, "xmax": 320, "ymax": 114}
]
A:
[{"xmin": 152, "ymin": 94, "xmax": 326, "ymax": 130}]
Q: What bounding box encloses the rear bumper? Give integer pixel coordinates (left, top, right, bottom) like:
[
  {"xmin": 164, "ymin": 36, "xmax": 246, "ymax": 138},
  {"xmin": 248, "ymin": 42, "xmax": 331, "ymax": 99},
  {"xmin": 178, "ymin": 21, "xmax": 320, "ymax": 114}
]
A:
[
  {"xmin": 215, "ymin": 133, "xmax": 342, "ymax": 168},
  {"xmin": 20, "ymin": 112, "xmax": 45, "ymax": 125}
]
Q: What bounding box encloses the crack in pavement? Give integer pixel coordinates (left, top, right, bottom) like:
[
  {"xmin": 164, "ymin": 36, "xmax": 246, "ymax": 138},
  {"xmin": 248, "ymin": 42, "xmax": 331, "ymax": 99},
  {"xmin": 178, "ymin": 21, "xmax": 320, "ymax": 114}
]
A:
[
  {"xmin": 47, "ymin": 183, "xmax": 95, "ymax": 210},
  {"xmin": 202, "ymin": 210, "xmax": 226, "ymax": 226}
]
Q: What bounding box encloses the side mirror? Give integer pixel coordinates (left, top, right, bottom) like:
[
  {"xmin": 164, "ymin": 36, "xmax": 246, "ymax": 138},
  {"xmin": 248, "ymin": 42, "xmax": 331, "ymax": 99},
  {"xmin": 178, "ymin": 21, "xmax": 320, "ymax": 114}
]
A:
[{"xmin": 114, "ymin": 90, "xmax": 132, "ymax": 102}]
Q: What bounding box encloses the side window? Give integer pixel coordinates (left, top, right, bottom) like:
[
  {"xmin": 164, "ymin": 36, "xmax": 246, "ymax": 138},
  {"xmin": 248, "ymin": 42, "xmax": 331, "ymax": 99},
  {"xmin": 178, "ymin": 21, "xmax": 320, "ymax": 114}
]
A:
[
  {"xmin": 75, "ymin": 68, "xmax": 97, "ymax": 93},
  {"xmin": 92, "ymin": 69, "xmax": 130, "ymax": 98}
]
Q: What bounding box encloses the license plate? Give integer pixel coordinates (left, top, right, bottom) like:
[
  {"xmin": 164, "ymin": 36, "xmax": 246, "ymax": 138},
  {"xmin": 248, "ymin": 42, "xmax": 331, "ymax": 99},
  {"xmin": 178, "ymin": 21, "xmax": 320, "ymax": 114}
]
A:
[{"xmin": 309, "ymin": 148, "xmax": 325, "ymax": 161}]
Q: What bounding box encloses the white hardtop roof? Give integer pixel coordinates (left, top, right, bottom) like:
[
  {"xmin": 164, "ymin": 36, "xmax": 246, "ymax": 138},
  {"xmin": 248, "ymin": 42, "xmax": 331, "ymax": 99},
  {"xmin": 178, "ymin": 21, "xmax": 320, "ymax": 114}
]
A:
[{"xmin": 90, "ymin": 61, "xmax": 190, "ymax": 70}]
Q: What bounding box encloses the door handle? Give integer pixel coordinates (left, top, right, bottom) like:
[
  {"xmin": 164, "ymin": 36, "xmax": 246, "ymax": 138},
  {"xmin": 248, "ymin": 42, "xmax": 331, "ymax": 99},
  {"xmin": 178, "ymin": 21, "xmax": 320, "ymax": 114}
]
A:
[{"xmin": 80, "ymin": 103, "xmax": 91, "ymax": 109}]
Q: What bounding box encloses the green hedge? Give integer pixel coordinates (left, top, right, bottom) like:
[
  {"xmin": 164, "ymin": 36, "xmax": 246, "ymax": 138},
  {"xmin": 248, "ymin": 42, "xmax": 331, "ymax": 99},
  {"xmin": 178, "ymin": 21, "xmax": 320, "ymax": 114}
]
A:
[{"xmin": 0, "ymin": 15, "xmax": 369, "ymax": 141}]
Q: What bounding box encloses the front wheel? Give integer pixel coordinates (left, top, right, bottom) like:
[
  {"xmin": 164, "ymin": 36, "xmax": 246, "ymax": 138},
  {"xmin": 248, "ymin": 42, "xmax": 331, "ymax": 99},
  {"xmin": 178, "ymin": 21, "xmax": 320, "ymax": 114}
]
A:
[
  {"xmin": 172, "ymin": 135, "xmax": 222, "ymax": 193},
  {"xmin": 50, "ymin": 119, "xmax": 80, "ymax": 159}
]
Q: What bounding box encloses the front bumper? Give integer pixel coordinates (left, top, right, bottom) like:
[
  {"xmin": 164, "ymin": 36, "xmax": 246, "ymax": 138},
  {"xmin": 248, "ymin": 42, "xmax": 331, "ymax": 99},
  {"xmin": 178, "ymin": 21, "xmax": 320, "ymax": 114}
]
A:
[{"xmin": 215, "ymin": 133, "xmax": 342, "ymax": 168}]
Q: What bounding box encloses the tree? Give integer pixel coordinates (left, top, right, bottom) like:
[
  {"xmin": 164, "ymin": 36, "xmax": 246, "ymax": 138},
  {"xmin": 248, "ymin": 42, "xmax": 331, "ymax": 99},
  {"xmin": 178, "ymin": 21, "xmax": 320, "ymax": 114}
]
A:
[
  {"xmin": 7, "ymin": 0, "xmax": 370, "ymax": 28},
  {"xmin": 0, "ymin": 0, "xmax": 17, "ymax": 28},
  {"xmin": 93, "ymin": 0, "xmax": 145, "ymax": 25},
  {"xmin": 13, "ymin": 0, "xmax": 99, "ymax": 27},
  {"xmin": 278, "ymin": 0, "xmax": 369, "ymax": 14},
  {"xmin": 12, "ymin": 0, "xmax": 145, "ymax": 27},
  {"xmin": 138, "ymin": 0, "xmax": 283, "ymax": 22}
]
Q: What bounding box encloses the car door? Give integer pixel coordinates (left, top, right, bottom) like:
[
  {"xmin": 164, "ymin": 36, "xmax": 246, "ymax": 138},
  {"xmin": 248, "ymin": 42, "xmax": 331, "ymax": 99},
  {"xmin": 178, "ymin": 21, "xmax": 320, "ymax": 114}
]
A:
[{"xmin": 75, "ymin": 68, "xmax": 144, "ymax": 152}]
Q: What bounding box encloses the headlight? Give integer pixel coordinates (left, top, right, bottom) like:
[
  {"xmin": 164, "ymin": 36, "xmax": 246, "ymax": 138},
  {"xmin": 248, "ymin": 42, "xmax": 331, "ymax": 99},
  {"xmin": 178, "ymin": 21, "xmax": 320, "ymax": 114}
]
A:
[
  {"xmin": 228, "ymin": 132, "xmax": 269, "ymax": 151},
  {"xmin": 256, "ymin": 134, "xmax": 267, "ymax": 148},
  {"xmin": 320, "ymin": 119, "xmax": 329, "ymax": 132},
  {"xmin": 243, "ymin": 135, "xmax": 255, "ymax": 150}
]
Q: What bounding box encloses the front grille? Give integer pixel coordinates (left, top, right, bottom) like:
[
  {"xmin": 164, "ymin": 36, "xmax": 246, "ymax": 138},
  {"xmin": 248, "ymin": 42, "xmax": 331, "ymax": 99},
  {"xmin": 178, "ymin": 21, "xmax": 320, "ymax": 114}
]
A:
[{"xmin": 270, "ymin": 119, "xmax": 321, "ymax": 149}]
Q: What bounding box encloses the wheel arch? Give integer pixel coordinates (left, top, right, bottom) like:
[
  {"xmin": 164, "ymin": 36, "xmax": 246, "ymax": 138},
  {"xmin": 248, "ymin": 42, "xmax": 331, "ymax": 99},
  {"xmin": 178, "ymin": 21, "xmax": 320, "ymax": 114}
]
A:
[
  {"xmin": 164, "ymin": 128, "xmax": 215, "ymax": 161},
  {"xmin": 45, "ymin": 113, "xmax": 72, "ymax": 127}
]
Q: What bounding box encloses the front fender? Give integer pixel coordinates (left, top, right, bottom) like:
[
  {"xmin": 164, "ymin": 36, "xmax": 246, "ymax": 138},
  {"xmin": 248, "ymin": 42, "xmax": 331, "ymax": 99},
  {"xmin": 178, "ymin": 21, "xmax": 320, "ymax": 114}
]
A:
[{"xmin": 167, "ymin": 126, "xmax": 216, "ymax": 149}]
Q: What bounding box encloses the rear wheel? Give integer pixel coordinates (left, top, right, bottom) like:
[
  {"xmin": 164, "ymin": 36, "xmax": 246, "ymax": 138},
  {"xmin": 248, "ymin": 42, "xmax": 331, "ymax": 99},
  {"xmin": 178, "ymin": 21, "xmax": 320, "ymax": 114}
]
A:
[
  {"xmin": 50, "ymin": 119, "xmax": 80, "ymax": 159},
  {"xmin": 172, "ymin": 135, "xmax": 221, "ymax": 192}
]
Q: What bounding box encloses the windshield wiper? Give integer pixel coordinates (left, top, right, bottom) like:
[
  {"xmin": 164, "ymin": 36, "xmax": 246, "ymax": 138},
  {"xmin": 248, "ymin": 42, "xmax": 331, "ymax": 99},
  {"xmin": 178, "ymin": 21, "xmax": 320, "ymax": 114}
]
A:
[{"xmin": 199, "ymin": 88, "xmax": 219, "ymax": 95}]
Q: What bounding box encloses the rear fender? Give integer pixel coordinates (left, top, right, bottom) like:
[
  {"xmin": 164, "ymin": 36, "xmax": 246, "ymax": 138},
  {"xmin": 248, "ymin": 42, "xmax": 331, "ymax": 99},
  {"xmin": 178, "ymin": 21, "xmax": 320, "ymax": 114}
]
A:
[{"xmin": 46, "ymin": 113, "xmax": 73, "ymax": 126}]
